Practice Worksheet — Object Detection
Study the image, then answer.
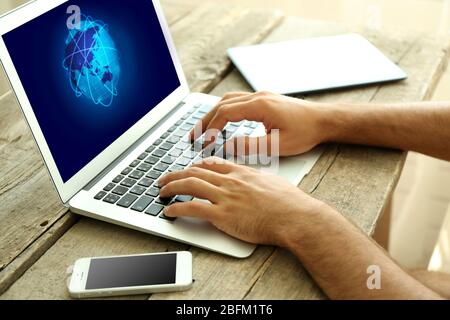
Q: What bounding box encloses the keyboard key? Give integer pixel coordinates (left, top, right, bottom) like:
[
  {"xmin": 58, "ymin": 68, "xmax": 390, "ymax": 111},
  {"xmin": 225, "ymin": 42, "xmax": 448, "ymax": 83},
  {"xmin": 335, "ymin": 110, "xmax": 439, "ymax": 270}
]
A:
[
  {"xmin": 169, "ymin": 148, "xmax": 183, "ymax": 157},
  {"xmin": 244, "ymin": 121, "xmax": 252, "ymax": 128},
  {"xmin": 112, "ymin": 185, "xmax": 128, "ymax": 196},
  {"xmin": 129, "ymin": 170, "xmax": 144, "ymax": 180},
  {"xmin": 117, "ymin": 194, "xmax": 138, "ymax": 208},
  {"xmin": 160, "ymin": 212, "xmax": 176, "ymax": 221},
  {"xmin": 103, "ymin": 183, "xmax": 116, "ymax": 192},
  {"xmin": 129, "ymin": 160, "xmax": 140, "ymax": 168},
  {"xmin": 131, "ymin": 196, "xmax": 154, "ymax": 212},
  {"xmin": 145, "ymin": 203, "xmax": 164, "ymax": 216},
  {"xmin": 181, "ymin": 124, "xmax": 193, "ymax": 131},
  {"xmin": 186, "ymin": 118, "xmax": 197, "ymax": 125},
  {"xmin": 225, "ymin": 125, "xmax": 237, "ymax": 133},
  {"xmin": 199, "ymin": 104, "xmax": 213, "ymax": 113},
  {"xmin": 154, "ymin": 163, "xmax": 169, "ymax": 172},
  {"xmin": 176, "ymin": 157, "xmax": 191, "ymax": 167},
  {"xmin": 94, "ymin": 191, "xmax": 107, "ymax": 200},
  {"xmin": 153, "ymin": 138, "xmax": 163, "ymax": 146},
  {"xmin": 146, "ymin": 145, "xmax": 156, "ymax": 153},
  {"xmin": 137, "ymin": 163, "xmax": 152, "ymax": 172},
  {"xmin": 169, "ymin": 165, "xmax": 184, "ymax": 173},
  {"xmin": 146, "ymin": 187, "xmax": 160, "ymax": 197},
  {"xmin": 183, "ymin": 149, "xmax": 197, "ymax": 159},
  {"xmin": 146, "ymin": 170, "xmax": 162, "ymax": 180},
  {"xmin": 161, "ymin": 156, "xmax": 177, "ymax": 165},
  {"xmin": 249, "ymin": 122, "xmax": 258, "ymax": 129},
  {"xmin": 161, "ymin": 132, "xmax": 170, "ymax": 139},
  {"xmin": 245, "ymin": 128, "xmax": 254, "ymax": 136},
  {"xmin": 121, "ymin": 178, "xmax": 137, "ymax": 188},
  {"xmin": 130, "ymin": 185, "xmax": 146, "ymax": 196},
  {"xmin": 160, "ymin": 142, "xmax": 173, "ymax": 151},
  {"xmin": 144, "ymin": 155, "xmax": 158, "ymax": 165},
  {"xmin": 156, "ymin": 196, "xmax": 172, "ymax": 205},
  {"xmin": 176, "ymin": 195, "xmax": 194, "ymax": 202},
  {"xmin": 103, "ymin": 194, "xmax": 120, "ymax": 204},
  {"xmin": 175, "ymin": 120, "xmax": 183, "ymax": 126},
  {"xmin": 138, "ymin": 152, "xmax": 148, "ymax": 160},
  {"xmin": 139, "ymin": 178, "xmax": 154, "ymax": 187},
  {"xmin": 168, "ymin": 125, "xmax": 177, "ymax": 132},
  {"xmin": 152, "ymin": 149, "xmax": 166, "ymax": 158},
  {"xmin": 113, "ymin": 175, "xmax": 124, "ymax": 183},
  {"xmin": 167, "ymin": 136, "xmax": 180, "ymax": 144},
  {"xmin": 192, "ymin": 113, "xmax": 203, "ymax": 120},
  {"xmin": 175, "ymin": 141, "xmax": 190, "ymax": 150},
  {"xmin": 173, "ymin": 129, "xmax": 187, "ymax": 137},
  {"xmin": 121, "ymin": 167, "xmax": 133, "ymax": 176}
]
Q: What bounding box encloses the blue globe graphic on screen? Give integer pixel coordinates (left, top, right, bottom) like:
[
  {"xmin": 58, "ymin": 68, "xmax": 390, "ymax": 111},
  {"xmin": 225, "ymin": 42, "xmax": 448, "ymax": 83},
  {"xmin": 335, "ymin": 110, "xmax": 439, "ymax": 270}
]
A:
[{"xmin": 63, "ymin": 16, "xmax": 120, "ymax": 107}]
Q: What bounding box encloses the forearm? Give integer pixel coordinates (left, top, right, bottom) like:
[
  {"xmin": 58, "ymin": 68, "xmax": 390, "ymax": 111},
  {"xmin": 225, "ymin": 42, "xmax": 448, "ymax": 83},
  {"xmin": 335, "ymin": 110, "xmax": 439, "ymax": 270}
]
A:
[
  {"xmin": 317, "ymin": 101, "xmax": 450, "ymax": 161},
  {"xmin": 280, "ymin": 204, "xmax": 443, "ymax": 300}
]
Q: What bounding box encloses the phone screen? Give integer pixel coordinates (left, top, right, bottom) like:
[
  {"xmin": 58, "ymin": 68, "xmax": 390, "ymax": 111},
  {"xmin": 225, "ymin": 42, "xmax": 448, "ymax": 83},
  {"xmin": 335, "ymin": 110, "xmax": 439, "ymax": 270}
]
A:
[{"xmin": 85, "ymin": 253, "xmax": 177, "ymax": 290}]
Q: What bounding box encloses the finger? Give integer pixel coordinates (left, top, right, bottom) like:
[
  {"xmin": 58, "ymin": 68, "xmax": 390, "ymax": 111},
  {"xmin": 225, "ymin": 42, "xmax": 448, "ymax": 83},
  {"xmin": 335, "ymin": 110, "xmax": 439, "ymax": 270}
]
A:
[
  {"xmin": 159, "ymin": 177, "xmax": 222, "ymax": 203},
  {"xmin": 224, "ymin": 135, "xmax": 275, "ymax": 156},
  {"xmin": 191, "ymin": 157, "xmax": 236, "ymax": 174},
  {"xmin": 189, "ymin": 92, "xmax": 252, "ymax": 140},
  {"xmin": 158, "ymin": 167, "xmax": 224, "ymax": 187},
  {"xmin": 164, "ymin": 201, "xmax": 217, "ymax": 220},
  {"xmin": 206, "ymin": 99, "xmax": 266, "ymax": 132}
]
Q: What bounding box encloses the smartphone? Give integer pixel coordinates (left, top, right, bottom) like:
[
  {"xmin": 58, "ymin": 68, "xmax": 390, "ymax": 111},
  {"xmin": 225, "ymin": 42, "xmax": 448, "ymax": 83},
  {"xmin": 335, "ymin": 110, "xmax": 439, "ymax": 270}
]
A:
[{"xmin": 68, "ymin": 251, "xmax": 192, "ymax": 299}]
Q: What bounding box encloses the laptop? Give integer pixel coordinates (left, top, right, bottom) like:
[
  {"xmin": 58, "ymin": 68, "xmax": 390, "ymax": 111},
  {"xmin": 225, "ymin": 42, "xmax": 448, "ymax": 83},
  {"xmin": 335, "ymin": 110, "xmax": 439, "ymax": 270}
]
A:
[{"xmin": 0, "ymin": 0, "xmax": 322, "ymax": 258}]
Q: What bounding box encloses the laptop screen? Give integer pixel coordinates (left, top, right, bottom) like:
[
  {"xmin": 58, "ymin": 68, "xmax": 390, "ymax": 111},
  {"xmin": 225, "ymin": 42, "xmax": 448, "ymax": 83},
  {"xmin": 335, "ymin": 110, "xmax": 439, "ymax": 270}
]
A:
[{"xmin": 3, "ymin": 0, "xmax": 181, "ymax": 182}]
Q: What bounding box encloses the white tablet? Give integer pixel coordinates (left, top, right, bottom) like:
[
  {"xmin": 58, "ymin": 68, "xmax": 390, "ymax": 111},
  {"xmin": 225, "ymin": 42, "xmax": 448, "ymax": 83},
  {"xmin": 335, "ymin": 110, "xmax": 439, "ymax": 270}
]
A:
[{"xmin": 227, "ymin": 33, "xmax": 407, "ymax": 95}]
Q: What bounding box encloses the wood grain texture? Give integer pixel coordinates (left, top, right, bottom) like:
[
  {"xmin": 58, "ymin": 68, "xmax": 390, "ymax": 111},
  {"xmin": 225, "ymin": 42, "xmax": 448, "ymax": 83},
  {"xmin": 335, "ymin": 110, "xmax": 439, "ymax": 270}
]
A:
[
  {"xmin": 0, "ymin": 4, "xmax": 284, "ymax": 298},
  {"xmin": 171, "ymin": 4, "xmax": 283, "ymax": 93},
  {"xmin": 244, "ymin": 19, "xmax": 450, "ymax": 300},
  {"xmin": 2, "ymin": 12, "xmax": 449, "ymax": 300},
  {"xmin": 0, "ymin": 0, "xmax": 204, "ymax": 295},
  {"xmin": 151, "ymin": 18, "xmax": 450, "ymax": 300}
]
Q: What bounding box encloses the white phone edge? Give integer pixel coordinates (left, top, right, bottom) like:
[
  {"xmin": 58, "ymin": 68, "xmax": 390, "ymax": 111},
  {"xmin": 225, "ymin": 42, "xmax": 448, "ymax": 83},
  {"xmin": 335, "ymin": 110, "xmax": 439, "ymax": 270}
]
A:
[{"xmin": 68, "ymin": 251, "xmax": 193, "ymax": 299}]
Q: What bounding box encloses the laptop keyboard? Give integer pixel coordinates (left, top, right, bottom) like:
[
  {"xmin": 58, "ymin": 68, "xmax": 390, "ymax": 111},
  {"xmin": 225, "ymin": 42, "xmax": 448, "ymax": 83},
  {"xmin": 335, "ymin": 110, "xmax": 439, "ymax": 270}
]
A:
[{"xmin": 93, "ymin": 102, "xmax": 259, "ymax": 221}]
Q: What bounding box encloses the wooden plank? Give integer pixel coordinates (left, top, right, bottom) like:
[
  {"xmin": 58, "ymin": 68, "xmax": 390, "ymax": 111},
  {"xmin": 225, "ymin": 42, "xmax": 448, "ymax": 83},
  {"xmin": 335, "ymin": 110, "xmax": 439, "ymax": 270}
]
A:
[
  {"xmin": 0, "ymin": 0, "xmax": 192, "ymax": 293},
  {"xmin": 0, "ymin": 218, "xmax": 184, "ymax": 300},
  {"xmin": 242, "ymin": 19, "xmax": 450, "ymax": 300},
  {"xmin": 148, "ymin": 18, "xmax": 420, "ymax": 301},
  {"xmin": 0, "ymin": 92, "xmax": 69, "ymax": 271},
  {"xmin": 160, "ymin": 0, "xmax": 197, "ymax": 25},
  {"xmin": 171, "ymin": 4, "xmax": 283, "ymax": 93},
  {"xmin": 0, "ymin": 5, "xmax": 283, "ymax": 298},
  {"xmin": 0, "ymin": 213, "xmax": 78, "ymax": 295},
  {"xmin": 0, "ymin": 1, "xmax": 193, "ymax": 281}
]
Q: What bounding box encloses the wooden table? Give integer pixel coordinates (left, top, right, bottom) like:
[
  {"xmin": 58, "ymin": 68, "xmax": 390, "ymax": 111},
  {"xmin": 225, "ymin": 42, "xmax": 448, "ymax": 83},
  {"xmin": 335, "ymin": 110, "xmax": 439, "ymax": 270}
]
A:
[{"xmin": 1, "ymin": 1, "xmax": 449, "ymax": 300}]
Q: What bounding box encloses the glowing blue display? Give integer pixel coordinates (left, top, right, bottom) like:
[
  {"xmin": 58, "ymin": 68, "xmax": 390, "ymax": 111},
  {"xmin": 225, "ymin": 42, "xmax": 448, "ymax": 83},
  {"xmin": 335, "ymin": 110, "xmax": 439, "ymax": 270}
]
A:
[{"xmin": 63, "ymin": 15, "xmax": 120, "ymax": 107}]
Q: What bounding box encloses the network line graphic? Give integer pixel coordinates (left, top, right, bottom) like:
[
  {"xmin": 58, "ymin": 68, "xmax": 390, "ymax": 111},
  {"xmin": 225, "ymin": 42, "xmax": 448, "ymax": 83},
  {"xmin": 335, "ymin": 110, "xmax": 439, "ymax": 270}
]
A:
[{"xmin": 63, "ymin": 15, "xmax": 120, "ymax": 107}]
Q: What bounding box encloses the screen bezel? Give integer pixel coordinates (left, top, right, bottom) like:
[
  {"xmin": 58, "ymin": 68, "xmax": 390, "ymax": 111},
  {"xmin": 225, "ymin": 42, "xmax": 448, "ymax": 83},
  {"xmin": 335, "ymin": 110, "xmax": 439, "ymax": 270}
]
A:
[
  {"xmin": 0, "ymin": 0, "xmax": 189, "ymax": 203},
  {"xmin": 70, "ymin": 252, "xmax": 192, "ymax": 294}
]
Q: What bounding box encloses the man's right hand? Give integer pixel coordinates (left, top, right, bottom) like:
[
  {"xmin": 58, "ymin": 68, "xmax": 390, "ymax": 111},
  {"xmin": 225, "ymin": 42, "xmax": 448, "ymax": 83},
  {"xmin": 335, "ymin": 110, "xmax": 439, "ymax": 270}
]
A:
[{"xmin": 190, "ymin": 91, "xmax": 329, "ymax": 156}]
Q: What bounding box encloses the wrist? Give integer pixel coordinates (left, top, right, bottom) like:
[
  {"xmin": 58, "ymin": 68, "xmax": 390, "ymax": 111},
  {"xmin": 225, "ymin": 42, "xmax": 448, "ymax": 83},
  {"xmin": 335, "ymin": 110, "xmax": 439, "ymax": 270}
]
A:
[
  {"xmin": 313, "ymin": 102, "xmax": 347, "ymax": 144},
  {"xmin": 277, "ymin": 198, "xmax": 338, "ymax": 251}
]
